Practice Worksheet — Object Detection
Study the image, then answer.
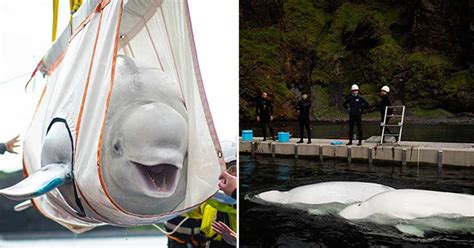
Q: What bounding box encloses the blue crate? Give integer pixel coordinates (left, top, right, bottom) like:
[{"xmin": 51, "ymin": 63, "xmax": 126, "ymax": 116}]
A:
[
  {"xmin": 242, "ymin": 130, "xmax": 253, "ymax": 141},
  {"xmin": 278, "ymin": 132, "xmax": 290, "ymax": 142}
]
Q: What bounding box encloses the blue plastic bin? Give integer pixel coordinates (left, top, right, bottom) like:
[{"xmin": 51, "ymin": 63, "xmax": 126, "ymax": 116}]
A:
[
  {"xmin": 242, "ymin": 130, "xmax": 253, "ymax": 141},
  {"xmin": 278, "ymin": 132, "xmax": 290, "ymax": 142}
]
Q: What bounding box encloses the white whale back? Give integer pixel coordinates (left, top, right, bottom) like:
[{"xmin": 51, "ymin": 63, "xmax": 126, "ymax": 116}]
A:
[
  {"xmin": 257, "ymin": 181, "xmax": 394, "ymax": 205},
  {"xmin": 339, "ymin": 189, "xmax": 474, "ymax": 220}
]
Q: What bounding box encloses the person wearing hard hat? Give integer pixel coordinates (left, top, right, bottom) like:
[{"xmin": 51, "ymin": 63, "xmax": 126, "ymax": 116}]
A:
[
  {"xmin": 343, "ymin": 84, "xmax": 369, "ymax": 146},
  {"xmin": 379, "ymin": 86, "xmax": 394, "ymax": 138}
]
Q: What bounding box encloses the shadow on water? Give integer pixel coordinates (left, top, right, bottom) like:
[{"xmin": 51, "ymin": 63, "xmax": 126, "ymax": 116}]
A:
[{"xmin": 239, "ymin": 155, "xmax": 474, "ymax": 247}]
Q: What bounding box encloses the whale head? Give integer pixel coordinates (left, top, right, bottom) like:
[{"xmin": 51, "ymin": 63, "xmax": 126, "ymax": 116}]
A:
[
  {"xmin": 100, "ymin": 55, "xmax": 189, "ymax": 215},
  {"xmin": 338, "ymin": 202, "xmax": 366, "ymax": 219}
]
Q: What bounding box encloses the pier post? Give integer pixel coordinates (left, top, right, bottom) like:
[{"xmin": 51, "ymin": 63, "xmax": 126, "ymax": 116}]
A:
[
  {"xmin": 295, "ymin": 144, "xmax": 299, "ymax": 159},
  {"xmin": 251, "ymin": 142, "xmax": 256, "ymax": 157},
  {"xmin": 271, "ymin": 143, "xmax": 275, "ymax": 158},
  {"xmin": 437, "ymin": 150, "xmax": 443, "ymax": 177},
  {"xmin": 347, "ymin": 147, "xmax": 352, "ymax": 166},
  {"xmin": 401, "ymin": 149, "xmax": 407, "ymax": 172},
  {"xmin": 319, "ymin": 145, "xmax": 323, "ymax": 164},
  {"xmin": 368, "ymin": 147, "xmax": 373, "ymax": 170}
]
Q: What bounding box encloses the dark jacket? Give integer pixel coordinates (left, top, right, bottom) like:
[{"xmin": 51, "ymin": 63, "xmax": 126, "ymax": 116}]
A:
[
  {"xmin": 379, "ymin": 94, "xmax": 393, "ymax": 115},
  {"xmin": 343, "ymin": 94, "xmax": 369, "ymax": 116},
  {"xmin": 0, "ymin": 143, "xmax": 6, "ymax": 155},
  {"xmin": 256, "ymin": 98, "xmax": 273, "ymax": 120},
  {"xmin": 296, "ymin": 99, "xmax": 311, "ymax": 120}
]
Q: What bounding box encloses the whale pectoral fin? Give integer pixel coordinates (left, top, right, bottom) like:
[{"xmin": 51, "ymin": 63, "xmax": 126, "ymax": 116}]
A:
[
  {"xmin": 395, "ymin": 224, "xmax": 425, "ymax": 238},
  {"xmin": 0, "ymin": 163, "xmax": 71, "ymax": 201},
  {"xmin": 14, "ymin": 200, "xmax": 33, "ymax": 212},
  {"xmin": 212, "ymin": 191, "xmax": 236, "ymax": 205}
]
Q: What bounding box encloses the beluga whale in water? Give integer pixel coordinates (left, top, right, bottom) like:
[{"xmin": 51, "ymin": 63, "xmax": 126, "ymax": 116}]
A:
[
  {"xmin": 339, "ymin": 189, "xmax": 474, "ymax": 237},
  {"xmin": 256, "ymin": 181, "xmax": 394, "ymax": 205}
]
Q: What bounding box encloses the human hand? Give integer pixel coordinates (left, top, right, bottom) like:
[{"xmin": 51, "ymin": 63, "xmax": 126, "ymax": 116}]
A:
[
  {"xmin": 212, "ymin": 221, "xmax": 236, "ymax": 246},
  {"xmin": 218, "ymin": 171, "xmax": 236, "ymax": 196},
  {"xmin": 270, "ymin": 115, "xmax": 273, "ymax": 121},
  {"xmin": 256, "ymin": 116, "xmax": 260, "ymax": 122},
  {"xmin": 5, "ymin": 135, "xmax": 20, "ymax": 154}
]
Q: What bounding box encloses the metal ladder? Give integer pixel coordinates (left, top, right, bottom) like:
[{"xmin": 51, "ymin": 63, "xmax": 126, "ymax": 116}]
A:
[{"xmin": 380, "ymin": 106, "xmax": 405, "ymax": 144}]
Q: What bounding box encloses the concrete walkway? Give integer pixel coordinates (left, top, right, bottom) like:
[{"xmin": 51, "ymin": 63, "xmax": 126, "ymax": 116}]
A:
[{"xmin": 240, "ymin": 137, "xmax": 474, "ymax": 167}]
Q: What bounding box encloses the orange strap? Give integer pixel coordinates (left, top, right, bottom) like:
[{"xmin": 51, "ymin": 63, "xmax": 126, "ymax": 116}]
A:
[{"xmin": 166, "ymin": 234, "xmax": 187, "ymax": 244}]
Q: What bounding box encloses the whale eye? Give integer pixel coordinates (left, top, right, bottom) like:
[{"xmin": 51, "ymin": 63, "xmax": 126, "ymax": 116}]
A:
[{"xmin": 113, "ymin": 140, "xmax": 123, "ymax": 156}]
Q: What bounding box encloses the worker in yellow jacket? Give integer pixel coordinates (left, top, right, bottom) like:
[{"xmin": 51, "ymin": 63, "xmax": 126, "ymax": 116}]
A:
[{"xmin": 165, "ymin": 141, "xmax": 237, "ymax": 247}]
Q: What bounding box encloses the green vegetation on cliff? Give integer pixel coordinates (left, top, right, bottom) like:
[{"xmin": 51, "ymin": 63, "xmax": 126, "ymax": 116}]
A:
[{"xmin": 240, "ymin": 0, "xmax": 472, "ymax": 121}]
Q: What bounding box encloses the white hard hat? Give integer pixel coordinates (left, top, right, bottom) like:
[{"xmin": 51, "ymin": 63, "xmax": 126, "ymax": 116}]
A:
[
  {"xmin": 381, "ymin": 86, "xmax": 390, "ymax": 93},
  {"xmin": 220, "ymin": 140, "xmax": 237, "ymax": 163},
  {"xmin": 351, "ymin": 84, "xmax": 359, "ymax": 91}
]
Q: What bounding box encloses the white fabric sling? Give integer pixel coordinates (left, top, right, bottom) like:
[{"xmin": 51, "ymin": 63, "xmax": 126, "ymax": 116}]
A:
[{"xmin": 22, "ymin": 0, "xmax": 225, "ymax": 233}]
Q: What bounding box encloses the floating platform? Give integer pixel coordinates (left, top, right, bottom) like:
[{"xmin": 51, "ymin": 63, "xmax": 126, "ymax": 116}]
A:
[{"xmin": 239, "ymin": 137, "xmax": 474, "ymax": 167}]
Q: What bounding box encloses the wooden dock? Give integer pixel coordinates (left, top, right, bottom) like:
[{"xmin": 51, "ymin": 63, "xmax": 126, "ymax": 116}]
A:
[{"xmin": 240, "ymin": 137, "xmax": 474, "ymax": 167}]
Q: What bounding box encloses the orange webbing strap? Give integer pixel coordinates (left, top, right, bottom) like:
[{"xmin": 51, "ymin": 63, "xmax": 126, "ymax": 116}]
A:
[
  {"xmin": 95, "ymin": 0, "xmax": 111, "ymax": 12},
  {"xmin": 72, "ymin": 1, "xmax": 107, "ymax": 220},
  {"xmin": 75, "ymin": 10, "xmax": 104, "ymax": 144},
  {"xmin": 24, "ymin": 60, "xmax": 43, "ymax": 91},
  {"xmin": 166, "ymin": 234, "xmax": 187, "ymax": 244},
  {"xmin": 191, "ymin": 236, "xmax": 208, "ymax": 247}
]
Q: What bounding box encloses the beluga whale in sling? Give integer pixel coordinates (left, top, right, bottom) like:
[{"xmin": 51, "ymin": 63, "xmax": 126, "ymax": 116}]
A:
[
  {"xmin": 0, "ymin": 0, "xmax": 224, "ymax": 233},
  {"xmin": 0, "ymin": 55, "xmax": 193, "ymax": 229}
]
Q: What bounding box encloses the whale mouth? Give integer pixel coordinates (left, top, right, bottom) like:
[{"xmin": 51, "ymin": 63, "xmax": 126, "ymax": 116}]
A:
[{"xmin": 130, "ymin": 161, "xmax": 179, "ymax": 196}]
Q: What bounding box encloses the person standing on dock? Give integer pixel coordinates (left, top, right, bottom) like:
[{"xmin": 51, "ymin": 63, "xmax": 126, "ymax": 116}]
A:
[
  {"xmin": 256, "ymin": 91, "xmax": 275, "ymax": 141},
  {"xmin": 296, "ymin": 93, "xmax": 312, "ymax": 144},
  {"xmin": 379, "ymin": 86, "xmax": 394, "ymax": 138},
  {"xmin": 343, "ymin": 84, "xmax": 369, "ymax": 146}
]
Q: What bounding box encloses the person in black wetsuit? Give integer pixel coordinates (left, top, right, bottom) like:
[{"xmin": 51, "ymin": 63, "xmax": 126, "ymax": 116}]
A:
[
  {"xmin": 343, "ymin": 84, "xmax": 369, "ymax": 146},
  {"xmin": 379, "ymin": 85, "xmax": 394, "ymax": 138},
  {"xmin": 296, "ymin": 93, "xmax": 312, "ymax": 144},
  {"xmin": 255, "ymin": 91, "xmax": 275, "ymax": 141}
]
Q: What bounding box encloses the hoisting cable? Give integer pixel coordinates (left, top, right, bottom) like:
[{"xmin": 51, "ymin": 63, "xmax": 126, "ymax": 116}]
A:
[
  {"xmin": 152, "ymin": 217, "xmax": 190, "ymax": 236},
  {"xmin": 0, "ymin": 73, "xmax": 30, "ymax": 86},
  {"xmin": 24, "ymin": 60, "xmax": 43, "ymax": 92}
]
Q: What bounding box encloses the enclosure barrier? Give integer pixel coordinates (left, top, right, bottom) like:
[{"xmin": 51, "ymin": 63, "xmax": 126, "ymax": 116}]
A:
[{"xmin": 240, "ymin": 138, "xmax": 474, "ymax": 168}]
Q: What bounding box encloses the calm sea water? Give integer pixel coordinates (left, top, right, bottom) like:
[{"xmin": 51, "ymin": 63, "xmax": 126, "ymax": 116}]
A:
[
  {"xmin": 240, "ymin": 155, "xmax": 474, "ymax": 247},
  {"xmin": 240, "ymin": 122, "xmax": 474, "ymax": 143}
]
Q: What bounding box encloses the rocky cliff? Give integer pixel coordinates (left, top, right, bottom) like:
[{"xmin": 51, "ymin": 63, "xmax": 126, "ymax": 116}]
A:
[{"xmin": 240, "ymin": 0, "xmax": 472, "ymax": 121}]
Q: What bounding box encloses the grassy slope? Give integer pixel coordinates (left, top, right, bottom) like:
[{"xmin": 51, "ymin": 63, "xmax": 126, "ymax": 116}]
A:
[{"xmin": 240, "ymin": 0, "xmax": 472, "ymax": 121}]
